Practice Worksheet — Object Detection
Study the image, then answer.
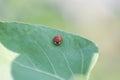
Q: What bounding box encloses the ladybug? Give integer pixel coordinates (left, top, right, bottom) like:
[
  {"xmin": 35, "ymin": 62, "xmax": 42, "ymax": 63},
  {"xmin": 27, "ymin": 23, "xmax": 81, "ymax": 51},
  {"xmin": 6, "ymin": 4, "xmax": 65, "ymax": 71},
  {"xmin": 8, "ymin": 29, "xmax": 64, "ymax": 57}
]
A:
[{"xmin": 53, "ymin": 35, "xmax": 62, "ymax": 46}]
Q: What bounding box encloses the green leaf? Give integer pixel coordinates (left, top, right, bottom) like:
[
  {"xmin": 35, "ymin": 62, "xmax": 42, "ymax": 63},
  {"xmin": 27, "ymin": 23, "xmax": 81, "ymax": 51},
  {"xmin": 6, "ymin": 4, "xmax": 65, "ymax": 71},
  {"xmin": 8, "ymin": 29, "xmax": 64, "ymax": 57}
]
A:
[{"xmin": 0, "ymin": 22, "xmax": 99, "ymax": 80}]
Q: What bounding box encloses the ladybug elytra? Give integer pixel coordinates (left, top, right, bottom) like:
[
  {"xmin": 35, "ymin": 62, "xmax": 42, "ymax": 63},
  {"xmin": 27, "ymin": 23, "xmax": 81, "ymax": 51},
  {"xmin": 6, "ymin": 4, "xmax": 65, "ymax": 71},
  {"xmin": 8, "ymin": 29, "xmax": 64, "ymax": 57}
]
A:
[{"xmin": 53, "ymin": 35, "xmax": 62, "ymax": 46}]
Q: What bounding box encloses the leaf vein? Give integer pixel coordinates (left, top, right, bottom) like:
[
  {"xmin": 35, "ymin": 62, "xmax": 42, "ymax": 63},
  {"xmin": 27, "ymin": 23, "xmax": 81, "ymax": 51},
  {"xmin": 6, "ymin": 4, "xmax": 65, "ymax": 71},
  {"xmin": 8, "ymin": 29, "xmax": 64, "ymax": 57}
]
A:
[{"xmin": 13, "ymin": 61, "xmax": 65, "ymax": 80}]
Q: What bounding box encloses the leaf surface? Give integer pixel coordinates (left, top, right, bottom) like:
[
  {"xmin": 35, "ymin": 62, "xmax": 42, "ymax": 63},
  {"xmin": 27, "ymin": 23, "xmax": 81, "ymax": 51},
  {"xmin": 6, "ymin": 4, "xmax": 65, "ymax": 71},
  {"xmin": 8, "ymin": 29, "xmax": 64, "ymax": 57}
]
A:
[{"xmin": 0, "ymin": 22, "xmax": 99, "ymax": 80}]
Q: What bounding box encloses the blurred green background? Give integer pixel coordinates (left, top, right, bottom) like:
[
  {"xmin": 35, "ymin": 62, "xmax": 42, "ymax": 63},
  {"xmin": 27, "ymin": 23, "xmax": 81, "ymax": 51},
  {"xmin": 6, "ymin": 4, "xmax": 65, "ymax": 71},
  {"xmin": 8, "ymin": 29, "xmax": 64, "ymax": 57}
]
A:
[{"xmin": 0, "ymin": 0, "xmax": 120, "ymax": 80}]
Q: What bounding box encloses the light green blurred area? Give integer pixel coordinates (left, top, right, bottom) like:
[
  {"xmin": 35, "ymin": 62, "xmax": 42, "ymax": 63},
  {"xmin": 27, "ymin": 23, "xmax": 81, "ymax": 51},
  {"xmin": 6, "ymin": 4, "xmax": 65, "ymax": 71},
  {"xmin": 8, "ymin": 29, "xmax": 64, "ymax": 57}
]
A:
[{"xmin": 0, "ymin": 0, "xmax": 120, "ymax": 80}]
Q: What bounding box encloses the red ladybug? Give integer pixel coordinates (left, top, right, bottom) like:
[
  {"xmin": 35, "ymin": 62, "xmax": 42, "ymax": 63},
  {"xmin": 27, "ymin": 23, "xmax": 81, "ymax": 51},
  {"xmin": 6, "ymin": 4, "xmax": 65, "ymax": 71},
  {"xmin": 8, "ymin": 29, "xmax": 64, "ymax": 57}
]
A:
[{"xmin": 53, "ymin": 35, "xmax": 62, "ymax": 46}]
